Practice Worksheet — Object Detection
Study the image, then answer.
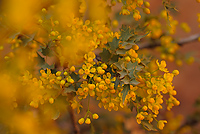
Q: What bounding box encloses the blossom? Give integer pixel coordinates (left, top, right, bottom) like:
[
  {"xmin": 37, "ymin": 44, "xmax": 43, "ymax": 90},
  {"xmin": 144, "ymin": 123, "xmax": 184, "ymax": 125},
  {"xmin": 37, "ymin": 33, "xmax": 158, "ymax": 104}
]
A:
[{"xmin": 156, "ymin": 60, "xmax": 169, "ymax": 72}]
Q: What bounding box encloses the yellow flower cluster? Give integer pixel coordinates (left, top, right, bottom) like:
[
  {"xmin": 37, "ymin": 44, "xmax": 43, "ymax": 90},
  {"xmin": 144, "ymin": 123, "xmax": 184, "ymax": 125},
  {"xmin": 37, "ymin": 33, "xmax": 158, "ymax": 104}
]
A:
[
  {"xmin": 159, "ymin": 36, "xmax": 180, "ymax": 62},
  {"xmin": 146, "ymin": 19, "xmax": 163, "ymax": 39},
  {"xmin": 116, "ymin": 0, "xmax": 151, "ymax": 21},
  {"xmin": 78, "ymin": 113, "xmax": 99, "ymax": 125},
  {"xmin": 131, "ymin": 60, "xmax": 179, "ymax": 129},
  {"xmin": 160, "ymin": 10, "xmax": 178, "ymax": 35},
  {"xmin": 21, "ymin": 69, "xmax": 75, "ymax": 108},
  {"xmin": 180, "ymin": 22, "xmax": 191, "ymax": 33},
  {"xmin": 76, "ymin": 52, "xmax": 122, "ymax": 112},
  {"xmin": 38, "ymin": 7, "xmax": 114, "ymax": 66}
]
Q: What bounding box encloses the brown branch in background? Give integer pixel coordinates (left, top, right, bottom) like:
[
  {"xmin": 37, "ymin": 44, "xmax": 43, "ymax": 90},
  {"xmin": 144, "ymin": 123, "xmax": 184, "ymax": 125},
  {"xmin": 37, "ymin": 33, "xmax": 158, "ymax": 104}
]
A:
[
  {"xmin": 139, "ymin": 33, "xmax": 200, "ymax": 49},
  {"xmin": 67, "ymin": 94, "xmax": 80, "ymax": 134},
  {"xmin": 68, "ymin": 104, "xmax": 80, "ymax": 134}
]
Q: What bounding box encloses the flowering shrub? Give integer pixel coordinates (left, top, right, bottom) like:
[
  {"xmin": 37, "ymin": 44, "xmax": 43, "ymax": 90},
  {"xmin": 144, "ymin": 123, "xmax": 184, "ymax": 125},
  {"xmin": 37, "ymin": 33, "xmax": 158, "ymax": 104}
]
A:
[{"xmin": 0, "ymin": 0, "xmax": 199, "ymax": 133}]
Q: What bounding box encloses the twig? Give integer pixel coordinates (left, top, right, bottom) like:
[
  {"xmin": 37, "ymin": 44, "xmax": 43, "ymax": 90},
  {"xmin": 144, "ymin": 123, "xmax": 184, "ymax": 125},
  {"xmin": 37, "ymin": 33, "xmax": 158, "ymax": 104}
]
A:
[
  {"xmin": 67, "ymin": 93, "xmax": 80, "ymax": 134},
  {"xmin": 68, "ymin": 103, "xmax": 80, "ymax": 134},
  {"xmin": 139, "ymin": 33, "xmax": 200, "ymax": 49}
]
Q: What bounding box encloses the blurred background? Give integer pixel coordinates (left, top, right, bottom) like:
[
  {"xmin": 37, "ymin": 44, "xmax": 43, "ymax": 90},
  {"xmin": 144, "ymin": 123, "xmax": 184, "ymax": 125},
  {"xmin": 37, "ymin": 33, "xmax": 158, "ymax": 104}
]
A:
[{"xmin": 0, "ymin": 0, "xmax": 200, "ymax": 133}]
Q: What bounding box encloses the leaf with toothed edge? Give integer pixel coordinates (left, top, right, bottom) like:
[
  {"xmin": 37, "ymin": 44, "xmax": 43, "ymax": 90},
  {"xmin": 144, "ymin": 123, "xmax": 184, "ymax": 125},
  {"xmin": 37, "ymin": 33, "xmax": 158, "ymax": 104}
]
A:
[{"xmin": 121, "ymin": 84, "xmax": 130, "ymax": 103}]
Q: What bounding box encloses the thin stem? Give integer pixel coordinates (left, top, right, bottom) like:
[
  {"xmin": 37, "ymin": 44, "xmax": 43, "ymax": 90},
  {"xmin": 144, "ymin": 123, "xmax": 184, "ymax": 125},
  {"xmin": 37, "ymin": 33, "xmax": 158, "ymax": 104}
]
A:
[
  {"xmin": 67, "ymin": 94, "xmax": 80, "ymax": 134},
  {"xmin": 68, "ymin": 103, "xmax": 80, "ymax": 134}
]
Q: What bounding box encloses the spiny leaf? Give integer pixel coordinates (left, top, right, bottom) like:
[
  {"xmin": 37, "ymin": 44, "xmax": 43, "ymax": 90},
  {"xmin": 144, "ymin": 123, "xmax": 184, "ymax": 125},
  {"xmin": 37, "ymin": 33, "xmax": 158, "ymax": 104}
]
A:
[
  {"xmin": 124, "ymin": 44, "xmax": 133, "ymax": 49},
  {"xmin": 130, "ymin": 79, "xmax": 140, "ymax": 85},
  {"xmin": 121, "ymin": 42, "xmax": 129, "ymax": 47},
  {"xmin": 114, "ymin": 77, "xmax": 120, "ymax": 90},
  {"xmin": 134, "ymin": 32, "xmax": 149, "ymax": 43},
  {"xmin": 116, "ymin": 49, "xmax": 127, "ymax": 55},
  {"xmin": 99, "ymin": 48, "xmax": 111, "ymax": 62},
  {"xmin": 121, "ymin": 75, "xmax": 130, "ymax": 84},
  {"xmin": 41, "ymin": 46, "xmax": 53, "ymax": 57},
  {"xmin": 21, "ymin": 33, "xmax": 36, "ymax": 46},
  {"xmin": 36, "ymin": 52, "xmax": 54, "ymax": 69},
  {"xmin": 70, "ymin": 72, "xmax": 80, "ymax": 82},
  {"xmin": 109, "ymin": 37, "xmax": 120, "ymax": 51},
  {"xmin": 136, "ymin": 65, "xmax": 143, "ymax": 71},
  {"xmin": 141, "ymin": 121, "xmax": 157, "ymax": 131},
  {"xmin": 114, "ymin": 60, "xmax": 124, "ymax": 70},
  {"xmin": 121, "ymin": 84, "xmax": 130, "ymax": 103},
  {"xmin": 127, "ymin": 61, "xmax": 138, "ymax": 71},
  {"xmin": 109, "ymin": 55, "xmax": 119, "ymax": 64},
  {"xmin": 120, "ymin": 25, "xmax": 134, "ymax": 41},
  {"xmin": 63, "ymin": 85, "xmax": 76, "ymax": 93},
  {"xmin": 118, "ymin": 69, "xmax": 128, "ymax": 79}
]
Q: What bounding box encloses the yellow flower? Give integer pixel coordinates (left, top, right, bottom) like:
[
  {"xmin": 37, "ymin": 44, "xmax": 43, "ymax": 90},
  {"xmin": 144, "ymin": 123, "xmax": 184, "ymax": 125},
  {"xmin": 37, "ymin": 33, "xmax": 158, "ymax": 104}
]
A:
[
  {"xmin": 156, "ymin": 60, "xmax": 169, "ymax": 72},
  {"xmin": 157, "ymin": 120, "xmax": 167, "ymax": 130},
  {"xmin": 78, "ymin": 118, "xmax": 85, "ymax": 125},
  {"xmin": 92, "ymin": 113, "xmax": 99, "ymax": 119},
  {"xmin": 85, "ymin": 118, "xmax": 91, "ymax": 124}
]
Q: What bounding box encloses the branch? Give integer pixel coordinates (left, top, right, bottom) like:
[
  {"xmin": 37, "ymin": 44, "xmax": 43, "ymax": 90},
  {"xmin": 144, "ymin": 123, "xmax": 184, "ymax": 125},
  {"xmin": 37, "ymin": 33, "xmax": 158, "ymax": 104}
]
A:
[
  {"xmin": 67, "ymin": 94, "xmax": 80, "ymax": 134},
  {"xmin": 68, "ymin": 104, "xmax": 80, "ymax": 134},
  {"xmin": 139, "ymin": 33, "xmax": 200, "ymax": 49}
]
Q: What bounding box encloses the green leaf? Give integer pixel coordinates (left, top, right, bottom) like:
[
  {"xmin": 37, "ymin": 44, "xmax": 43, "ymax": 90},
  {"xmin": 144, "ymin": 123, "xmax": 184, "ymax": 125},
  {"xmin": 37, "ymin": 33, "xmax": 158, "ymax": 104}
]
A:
[
  {"xmin": 134, "ymin": 32, "xmax": 149, "ymax": 43},
  {"xmin": 114, "ymin": 77, "xmax": 120, "ymax": 90},
  {"xmin": 128, "ymin": 101, "xmax": 135, "ymax": 111},
  {"xmin": 99, "ymin": 48, "xmax": 111, "ymax": 62},
  {"xmin": 124, "ymin": 44, "xmax": 133, "ymax": 49},
  {"xmin": 116, "ymin": 49, "xmax": 127, "ymax": 55},
  {"xmin": 121, "ymin": 75, "xmax": 130, "ymax": 84},
  {"xmin": 118, "ymin": 69, "xmax": 127, "ymax": 79},
  {"xmin": 21, "ymin": 33, "xmax": 36, "ymax": 46},
  {"xmin": 140, "ymin": 54, "xmax": 151, "ymax": 67},
  {"xmin": 130, "ymin": 79, "xmax": 140, "ymax": 85},
  {"xmin": 128, "ymin": 69, "xmax": 135, "ymax": 78},
  {"xmin": 121, "ymin": 84, "xmax": 130, "ymax": 103},
  {"xmin": 109, "ymin": 37, "xmax": 120, "ymax": 51},
  {"xmin": 121, "ymin": 42, "xmax": 129, "ymax": 46},
  {"xmin": 109, "ymin": 55, "xmax": 119, "ymax": 64},
  {"xmin": 114, "ymin": 60, "xmax": 124, "ymax": 70},
  {"xmin": 52, "ymin": 109, "xmax": 60, "ymax": 120},
  {"xmin": 70, "ymin": 72, "xmax": 80, "ymax": 82},
  {"xmin": 36, "ymin": 52, "xmax": 54, "ymax": 69},
  {"xmin": 63, "ymin": 85, "xmax": 76, "ymax": 93},
  {"xmin": 136, "ymin": 65, "xmax": 143, "ymax": 71},
  {"xmin": 36, "ymin": 52, "xmax": 45, "ymax": 65},
  {"xmin": 127, "ymin": 61, "xmax": 138, "ymax": 71},
  {"xmin": 141, "ymin": 121, "xmax": 157, "ymax": 131},
  {"xmin": 41, "ymin": 46, "xmax": 53, "ymax": 57},
  {"xmin": 120, "ymin": 25, "xmax": 134, "ymax": 41}
]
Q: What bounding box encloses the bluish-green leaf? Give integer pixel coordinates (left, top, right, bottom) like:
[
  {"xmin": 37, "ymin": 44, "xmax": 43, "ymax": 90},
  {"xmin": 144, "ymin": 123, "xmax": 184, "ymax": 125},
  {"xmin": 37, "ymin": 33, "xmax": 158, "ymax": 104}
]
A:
[
  {"xmin": 134, "ymin": 32, "xmax": 149, "ymax": 43},
  {"xmin": 114, "ymin": 77, "xmax": 120, "ymax": 90},
  {"xmin": 63, "ymin": 85, "xmax": 76, "ymax": 93},
  {"xmin": 121, "ymin": 84, "xmax": 130, "ymax": 103},
  {"xmin": 70, "ymin": 72, "xmax": 80, "ymax": 82},
  {"xmin": 116, "ymin": 49, "xmax": 126, "ymax": 55},
  {"xmin": 121, "ymin": 75, "xmax": 130, "ymax": 84},
  {"xmin": 109, "ymin": 55, "xmax": 119, "ymax": 64},
  {"xmin": 141, "ymin": 121, "xmax": 157, "ymax": 131},
  {"xmin": 99, "ymin": 48, "xmax": 111, "ymax": 62},
  {"xmin": 120, "ymin": 25, "xmax": 134, "ymax": 41},
  {"xmin": 41, "ymin": 47, "xmax": 53, "ymax": 57},
  {"xmin": 130, "ymin": 79, "xmax": 140, "ymax": 85},
  {"xmin": 109, "ymin": 37, "xmax": 120, "ymax": 51},
  {"xmin": 118, "ymin": 69, "xmax": 127, "ymax": 79}
]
